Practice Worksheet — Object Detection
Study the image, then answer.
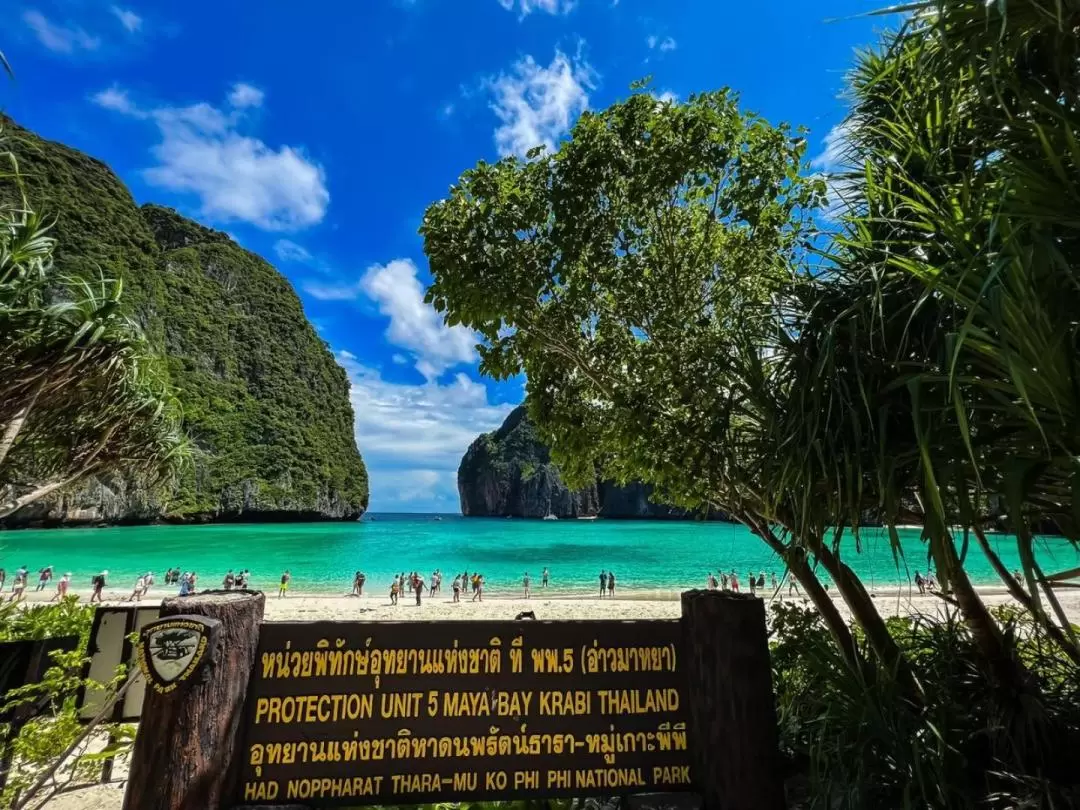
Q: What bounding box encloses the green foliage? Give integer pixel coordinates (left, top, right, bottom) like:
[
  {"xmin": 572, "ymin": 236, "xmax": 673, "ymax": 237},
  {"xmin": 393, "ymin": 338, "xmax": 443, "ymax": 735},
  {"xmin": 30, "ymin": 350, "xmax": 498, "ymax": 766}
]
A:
[
  {"xmin": 148, "ymin": 208, "xmax": 369, "ymax": 516},
  {"xmin": 0, "ymin": 119, "xmax": 368, "ymax": 520},
  {"xmin": 0, "ymin": 126, "xmax": 186, "ymax": 519},
  {"xmin": 0, "ymin": 600, "xmax": 131, "ymax": 810},
  {"xmin": 460, "ymin": 406, "xmax": 557, "ymax": 489},
  {"xmin": 771, "ymin": 601, "xmax": 1080, "ymax": 809},
  {"xmin": 0, "ymin": 597, "xmax": 93, "ymax": 643},
  {"xmin": 787, "ymin": 0, "xmax": 1080, "ymax": 663},
  {"xmin": 423, "ymin": 87, "xmax": 823, "ymax": 507}
]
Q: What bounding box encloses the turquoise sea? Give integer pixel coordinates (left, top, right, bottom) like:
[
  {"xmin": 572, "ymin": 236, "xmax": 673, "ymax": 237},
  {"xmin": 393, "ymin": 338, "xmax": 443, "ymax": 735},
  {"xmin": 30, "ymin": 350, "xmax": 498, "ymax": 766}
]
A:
[{"xmin": 1, "ymin": 514, "xmax": 1077, "ymax": 595}]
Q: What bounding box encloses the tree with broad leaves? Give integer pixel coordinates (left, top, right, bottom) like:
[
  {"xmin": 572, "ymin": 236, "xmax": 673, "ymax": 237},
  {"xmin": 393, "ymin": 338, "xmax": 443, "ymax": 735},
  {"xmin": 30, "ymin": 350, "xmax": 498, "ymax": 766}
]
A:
[{"xmin": 421, "ymin": 87, "xmax": 917, "ymax": 680}]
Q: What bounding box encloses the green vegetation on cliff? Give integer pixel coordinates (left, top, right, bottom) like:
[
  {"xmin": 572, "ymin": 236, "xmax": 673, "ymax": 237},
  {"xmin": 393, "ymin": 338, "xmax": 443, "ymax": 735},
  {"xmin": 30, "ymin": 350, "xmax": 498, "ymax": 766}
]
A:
[
  {"xmin": 1, "ymin": 119, "xmax": 368, "ymax": 522},
  {"xmin": 459, "ymin": 406, "xmax": 703, "ymax": 519}
]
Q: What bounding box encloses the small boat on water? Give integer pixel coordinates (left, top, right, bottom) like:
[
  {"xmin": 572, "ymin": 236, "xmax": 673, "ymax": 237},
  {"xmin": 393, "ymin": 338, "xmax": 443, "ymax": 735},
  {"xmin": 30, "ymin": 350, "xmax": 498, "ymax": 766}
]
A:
[
  {"xmin": 577, "ymin": 515, "xmax": 598, "ymax": 521},
  {"xmin": 542, "ymin": 514, "xmax": 558, "ymax": 521}
]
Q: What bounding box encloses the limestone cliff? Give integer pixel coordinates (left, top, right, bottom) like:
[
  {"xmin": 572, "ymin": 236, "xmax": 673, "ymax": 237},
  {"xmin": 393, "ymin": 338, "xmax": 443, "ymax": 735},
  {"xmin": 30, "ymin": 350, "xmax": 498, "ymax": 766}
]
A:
[
  {"xmin": 1, "ymin": 120, "xmax": 368, "ymax": 526},
  {"xmin": 458, "ymin": 406, "xmax": 704, "ymax": 519}
]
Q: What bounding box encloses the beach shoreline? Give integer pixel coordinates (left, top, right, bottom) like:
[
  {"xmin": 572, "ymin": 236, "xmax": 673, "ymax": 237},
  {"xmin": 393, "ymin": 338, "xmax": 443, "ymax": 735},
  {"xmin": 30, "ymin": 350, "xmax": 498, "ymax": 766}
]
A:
[{"xmin": 15, "ymin": 583, "xmax": 1079, "ymax": 624}]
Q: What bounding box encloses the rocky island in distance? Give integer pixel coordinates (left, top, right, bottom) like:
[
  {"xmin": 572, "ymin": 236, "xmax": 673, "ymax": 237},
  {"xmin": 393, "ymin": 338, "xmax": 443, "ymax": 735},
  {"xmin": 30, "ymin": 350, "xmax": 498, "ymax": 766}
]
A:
[{"xmin": 457, "ymin": 406, "xmax": 719, "ymax": 520}]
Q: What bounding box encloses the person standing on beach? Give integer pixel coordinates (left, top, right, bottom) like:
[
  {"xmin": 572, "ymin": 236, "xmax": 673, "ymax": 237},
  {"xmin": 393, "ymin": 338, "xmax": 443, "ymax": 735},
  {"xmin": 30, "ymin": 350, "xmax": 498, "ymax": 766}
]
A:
[
  {"xmin": 730, "ymin": 570, "xmax": 740, "ymax": 593},
  {"xmin": 748, "ymin": 571, "xmax": 756, "ymax": 595},
  {"xmin": 542, "ymin": 568, "xmax": 550, "ymax": 589},
  {"xmin": 51, "ymin": 573, "xmax": 71, "ymax": 602},
  {"xmin": 37, "ymin": 567, "xmax": 52, "ymax": 592},
  {"xmin": 429, "ymin": 570, "xmax": 439, "ymax": 598},
  {"xmin": 788, "ymin": 576, "xmax": 799, "ymax": 596},
  {"xmin": 9, "ymin": 575, "xmax": 26, "ymax": 603},
  {"xmin": 278, "ymin": 570, "xmax": 290, "ymax": 598},
  {"xmin": 415, "ymin": 574, "xmax": 424, "ymax": 606},
  {"xmin": 390, "ymin": 576, "xmax": 399, "ymax": 605},
  {"xmin": 914, "ymin": 571, "xmax": 925, "ymax": 594},
  {"xmin": 720, "ymin": 571, "xmax": 729, "ymax": 590},
  {"xmin": 607, "ymin": 570, "xmax": 616, "ymax": 597},
  {"xmin": 707, "ymin": 572, "xmax": 717, "ymax": 590},
  {"xmin": 770, "ymin": 572, "xmax": 778, "ymax": 591},
  {"xmin": 523, "ymin": 572, "xmax": 531, "ymax": 599},
  {"xmin": 452, "ymin": 574, "xmax": 461, "ymax": 602},
  {"xmin": 0, "ymin": 568, "xmax": 6, "ymax": 592},
  {"xmin": 127, "ymin": 574, "xmax": 146, "ymax": 602},
  {"xmin": 223, "ymin": 570, "xmax": 235, "ymax": 590},
  {"xmin": 599, "ymin": 571, "xmax": 608, "ymax": 598},
  {"xmin": 472, "ymin": 574, "xmax": 483, "ymax": 602},
  {"xmin": 90, "ymin": 570, "xmax": 107, "ymax": 603}
]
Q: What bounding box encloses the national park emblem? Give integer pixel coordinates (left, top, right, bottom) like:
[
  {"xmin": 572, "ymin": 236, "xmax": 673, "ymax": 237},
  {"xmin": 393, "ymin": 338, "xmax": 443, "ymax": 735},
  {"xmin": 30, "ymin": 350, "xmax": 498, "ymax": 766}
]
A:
[{"xmin": 138, "ymin": 616, "xmax": 221, "ymax": 694}]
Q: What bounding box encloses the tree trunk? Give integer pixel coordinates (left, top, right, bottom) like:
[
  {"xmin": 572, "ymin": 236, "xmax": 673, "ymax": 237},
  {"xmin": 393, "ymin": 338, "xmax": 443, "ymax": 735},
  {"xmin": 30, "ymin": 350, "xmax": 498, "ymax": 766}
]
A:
[
  {"xmin": 0, "ymin": 379, "xmax": 43, "ymax": 470},
  {"xmin": 972, "ymin": 524, "xmax": 1080, "ymax": 666},
  {"xmin": 680, "ymin": 590, "xmax": 785, "ymax": 810},
  {"xmin": 0, "ymin": 477, "xmax": 74, "ymax": 518},
  {"xmin": 0, "ymin": 428, "xmax": 113, "ymax": 517},
  {"xmin": 123, "ymin": 590, "xmax": 265, "ymax": 810},
  {"xmin": 810, "ymin": 541, "xmax": 923, "ymax": 703},
  {"xmin": 937, "ymin": 533, "xmax": 1031, "ymax": 692},
  {"xmin": 742, "ymin": 515, "xmax": 862, "ymax": 669}
]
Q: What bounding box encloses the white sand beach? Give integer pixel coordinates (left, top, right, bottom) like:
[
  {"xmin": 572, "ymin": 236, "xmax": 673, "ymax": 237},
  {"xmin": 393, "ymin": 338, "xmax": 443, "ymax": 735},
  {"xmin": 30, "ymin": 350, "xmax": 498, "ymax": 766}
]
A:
[{"xmin": 17, "ymin": 582, "xmax": 1080, "ymax": 624}]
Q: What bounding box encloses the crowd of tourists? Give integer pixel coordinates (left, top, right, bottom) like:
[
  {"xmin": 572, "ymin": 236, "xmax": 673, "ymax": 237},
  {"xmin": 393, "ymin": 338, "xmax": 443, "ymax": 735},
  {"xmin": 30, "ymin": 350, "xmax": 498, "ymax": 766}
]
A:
[
  {"xmin": 705, "ymin": 569, "xmax": 785, "ymax": 595},
  {"xmin": 0, "ymin": 560, "xmax": 951, "ymax": 604}
]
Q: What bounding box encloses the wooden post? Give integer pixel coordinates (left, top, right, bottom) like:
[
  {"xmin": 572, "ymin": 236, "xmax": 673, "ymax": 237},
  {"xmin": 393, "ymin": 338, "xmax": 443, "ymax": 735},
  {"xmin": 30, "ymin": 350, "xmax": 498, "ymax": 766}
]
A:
[
  {"xmin": 123, "ymin": 590, "xmax": 265, "ymax": 810},
  {"xmin": 680, "ymin": 589, "xmax": 784, "ymax": 810}
]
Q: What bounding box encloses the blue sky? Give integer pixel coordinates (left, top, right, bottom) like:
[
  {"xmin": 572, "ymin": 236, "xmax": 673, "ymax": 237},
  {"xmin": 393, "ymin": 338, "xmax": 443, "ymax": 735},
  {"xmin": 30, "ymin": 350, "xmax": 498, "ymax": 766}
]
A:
[{"xmin": 3, "ymin": 0, "xmax": 885, "ymax": 512}]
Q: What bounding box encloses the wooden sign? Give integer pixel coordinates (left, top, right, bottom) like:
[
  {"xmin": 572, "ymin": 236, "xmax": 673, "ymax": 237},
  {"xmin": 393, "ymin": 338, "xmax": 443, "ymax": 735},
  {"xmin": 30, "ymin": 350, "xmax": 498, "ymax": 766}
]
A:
[
  {"xmin": 236, "ymin": 620, "xmax": 692, "ymax": 807},
  {"xmin": 78, "ymin": 605, "xmax": 162, "ymax": 722},
  {"xmin": 138, "ymin": 615, "xmax": 221, "ymax": 694}
]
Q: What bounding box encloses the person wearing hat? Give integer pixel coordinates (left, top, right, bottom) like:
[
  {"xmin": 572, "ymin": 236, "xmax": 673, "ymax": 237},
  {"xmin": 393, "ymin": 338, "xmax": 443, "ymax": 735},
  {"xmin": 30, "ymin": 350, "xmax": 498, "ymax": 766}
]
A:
[
  {"xmin": 90, "ymin": 570, "xmax": 108, "ymax": 603},
  {"xmin": 51, "ymin": 572, "xmax": 71, "ymax": 602}
]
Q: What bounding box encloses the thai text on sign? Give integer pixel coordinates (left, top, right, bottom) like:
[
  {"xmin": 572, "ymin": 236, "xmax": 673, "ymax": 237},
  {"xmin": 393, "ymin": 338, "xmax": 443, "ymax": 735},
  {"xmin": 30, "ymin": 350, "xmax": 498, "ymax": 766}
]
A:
[{"xmin": 237, "ymin": 619, "xmax": 693, "ymax": 806}]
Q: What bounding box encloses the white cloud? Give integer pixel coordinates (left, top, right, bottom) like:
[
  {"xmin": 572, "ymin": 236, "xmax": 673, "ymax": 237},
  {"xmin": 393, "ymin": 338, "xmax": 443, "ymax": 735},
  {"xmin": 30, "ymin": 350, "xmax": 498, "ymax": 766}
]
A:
[
  {"xmin": 302, "ymin": 279, "xmax": 363, "ymax": 301},
  {"xmin": 22, "ymin": 10, "xmax": 100, "ymax": 53},
  {"xmin": 360, "ymin": 259, "xmax": 478, "ymax": 380},
  {"xmin": 813, "ymin": 121, "xmax": 859, "ymax": 219},
  {"xmin": 92, "ymin": 86, "xmax": 139, "ymax": 115},
  {"xmin": 228, "ymin": 82, "xmax": 265, "ymax": 109},
  {"xmin": 489, "ymin": 49, "xmax": 595, "ymax": 157},
  {"xmin": 392, "ymin": 353, "xmax": 408, "ymax": 365},
  {"xmin": 93, "ymin": 86, "xmax": 329, "ymax": 231},
  {"xmin": 337, "ymin": 353, "xmax": 515, "ymax": 511},
  {"xmin": 110, "ymin": 6, "xmax": 142, "ymax": 33},
  {"xmin": 497, "ymin": 0, "xmax": 577, "ymax": 17},
  {"xmin": 273, "ymin": 239, "xmax": 312, "ymax": 263},
  {"xmin": 815, "ymin": 121, "xmax": 852, "ymax": 173}
]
